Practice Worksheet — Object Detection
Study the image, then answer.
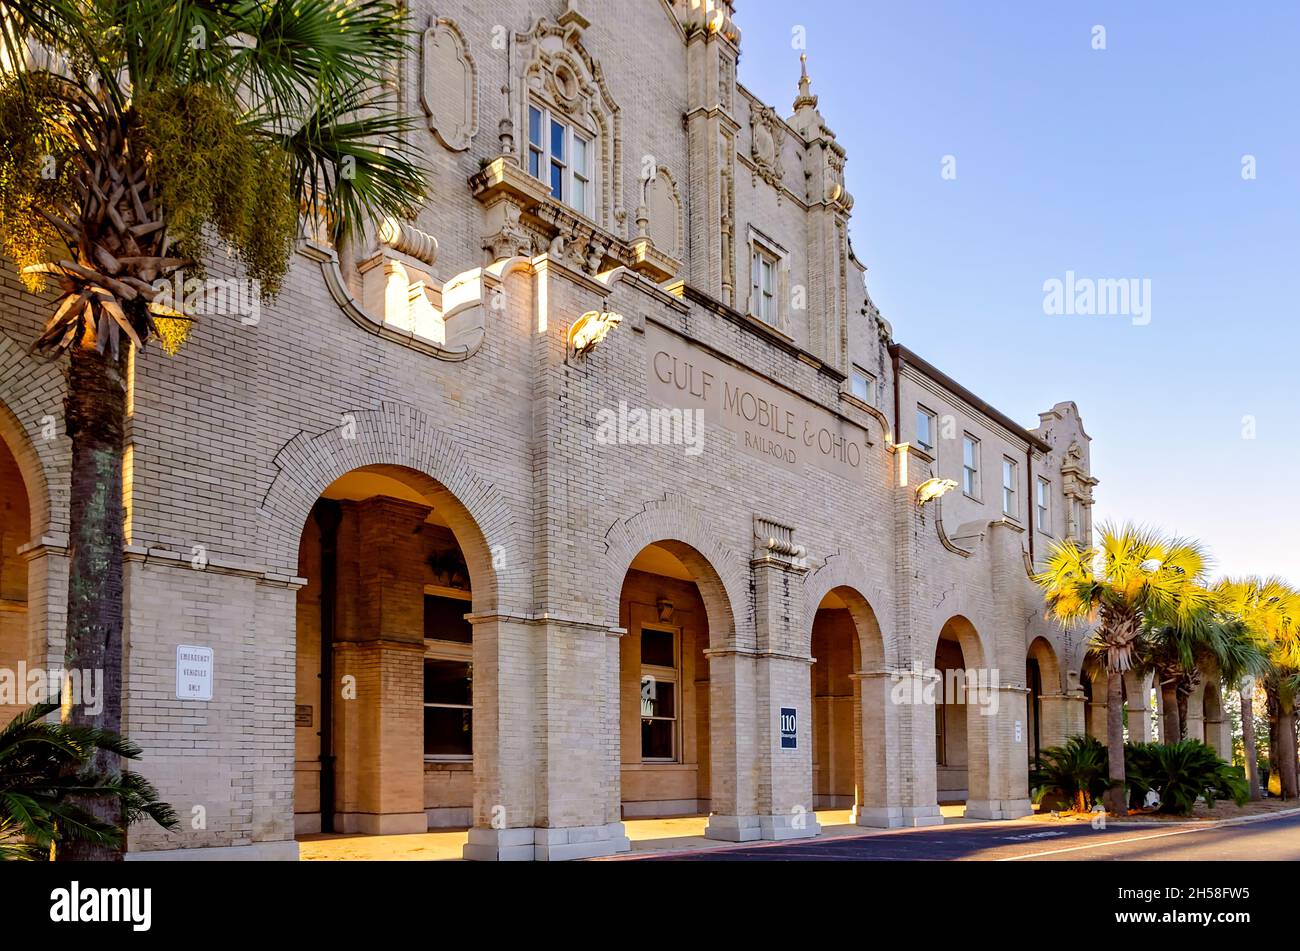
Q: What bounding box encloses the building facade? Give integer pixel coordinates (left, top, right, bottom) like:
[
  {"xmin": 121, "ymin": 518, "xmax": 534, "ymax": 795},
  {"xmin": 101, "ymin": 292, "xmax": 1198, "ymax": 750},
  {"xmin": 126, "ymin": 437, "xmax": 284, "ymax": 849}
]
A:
[{"xmin": 0, "ymin": 0, "xmax": 1232, "ymax": 860}]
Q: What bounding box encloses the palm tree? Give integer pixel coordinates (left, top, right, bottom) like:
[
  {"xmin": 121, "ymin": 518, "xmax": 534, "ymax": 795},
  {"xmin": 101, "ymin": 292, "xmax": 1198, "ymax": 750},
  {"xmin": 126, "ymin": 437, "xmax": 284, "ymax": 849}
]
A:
[
  {"xmin": 0, "ymin": 0, "xmax": 426, "ymax": 858},
  {"xmin": 1214, "ymin": 577, "xmax": 1300, "ymax": 799},
  {"xmin": 1138, "ymin": 610, "xmax": 1268, "ymax": 745},
  {"xmin": 0, "ymin": 703, "xmax": 177, "ymax": 859},
  {"xmin": 1036, "ymin": 523, "xmax": 1215, "ymax": 813}
]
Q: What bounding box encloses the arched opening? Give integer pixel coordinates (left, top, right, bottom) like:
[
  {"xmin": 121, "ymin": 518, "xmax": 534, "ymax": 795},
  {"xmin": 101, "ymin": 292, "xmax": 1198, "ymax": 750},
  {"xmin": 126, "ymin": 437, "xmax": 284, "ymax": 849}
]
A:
[
  {"xmin": 1026, "ymin": 637, "xmax": 1063, "ymax": 765},
  {"xmin": 810, "ymin": 585, "xmax": 886, "ymax": 822},
  {"xmin": 294, "ymin": 464, "xmax": 489, "ymax": 838},
  {"xmin": 616, "ymin": 541, "xmax": 720, "ymax": 819},
  {"xmin": 933, "ymin": 616, "xmax": 990, "ymax": 813},
  {"xmin": 1081, "ymin": 655, "xmax": 1110, "ymax": 742},
  {"xmin": 0, "ymin": 434, "xmax": 31, "ymax": 723}
]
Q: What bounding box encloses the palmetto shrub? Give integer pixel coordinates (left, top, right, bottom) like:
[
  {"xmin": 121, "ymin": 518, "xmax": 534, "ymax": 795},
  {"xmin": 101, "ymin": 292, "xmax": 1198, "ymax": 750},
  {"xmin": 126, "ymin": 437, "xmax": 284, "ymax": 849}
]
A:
[
  {"xmin": 1031, "ymin": 734, "xmax": 1110, "ymax": 812},
  {"xmin": 0, "ymin": 703, "xmax": 177, "ymax": 860},
  {"xmin": 1125, "ymin": 739, "xmax": 1248, "ymax": 816}
]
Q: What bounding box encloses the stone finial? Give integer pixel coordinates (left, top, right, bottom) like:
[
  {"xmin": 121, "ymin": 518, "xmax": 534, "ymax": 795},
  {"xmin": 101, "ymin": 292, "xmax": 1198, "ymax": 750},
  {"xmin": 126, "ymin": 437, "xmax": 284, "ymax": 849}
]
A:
[{"xmin": 793, "ymin": 54, "xmax": 818, "ymax": 112}]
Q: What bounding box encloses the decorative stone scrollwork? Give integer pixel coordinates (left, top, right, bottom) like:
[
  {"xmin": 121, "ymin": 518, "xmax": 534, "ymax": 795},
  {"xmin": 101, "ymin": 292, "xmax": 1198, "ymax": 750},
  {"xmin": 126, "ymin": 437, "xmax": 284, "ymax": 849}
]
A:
[
  {"xmin": 420, "ymin": 17, "xmax": 478, "ymax": 152},
  {"xmin": 749, "ymin": 104, "xmax": 784, "ymax": 189}
]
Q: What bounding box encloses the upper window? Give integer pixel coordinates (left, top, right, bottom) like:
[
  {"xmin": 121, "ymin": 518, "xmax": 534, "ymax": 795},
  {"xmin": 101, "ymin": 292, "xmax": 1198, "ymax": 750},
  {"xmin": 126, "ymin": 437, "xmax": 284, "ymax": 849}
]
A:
[
  {"xmin": 750, "ymin": 247, "xmax": 778, "ymax": 325},
  {"xmin": 851, "ymin": 367, "xmax": 877, "ymax": 406},
  {"xmin": 916, "ymin": 407, "xmax": 937, "ymax": 453},
  {"xmin": 1036, "ymin": 477, "xmax": 1051, "ymax": 532},
  {"xmin": 640, "ymin": 626, "xmax": 678, "ymax": 762},
  {"xmin": 962, "ymin": 435, "xmax": 980, "ymax": 497},
  {"xmin": 1002, "ymin": 458, "xmax": 1019, "ymax": 518},
  {"xmin": 528, "ymin": 104, "xmax": 592, "ymax": 216}
]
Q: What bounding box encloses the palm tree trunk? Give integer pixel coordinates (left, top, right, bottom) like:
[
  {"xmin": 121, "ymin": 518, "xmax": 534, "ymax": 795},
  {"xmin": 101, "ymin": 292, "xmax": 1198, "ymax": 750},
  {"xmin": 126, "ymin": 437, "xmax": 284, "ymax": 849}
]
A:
[
  {"xmin": 1279, "ymin": 689, "xmax": 1299, "ymax": 801},
  {"xmin": 1175, "ymin": 675, "xmax": 1193, "ymax": 741},
  {"xmin": 1240, "ymin": 685, "xmax": 1260, "ymax": 801},
  {"xmin": 1103, "ymin": 666, "xmax": 1127, "ymax": 813},
  {"xmin": 57, "ymin": 340, "xmax": 127, "ymax": 861},
  {"xmin": 1159, "ymin": 679, "xmax": 1180, "ymax": 745}
]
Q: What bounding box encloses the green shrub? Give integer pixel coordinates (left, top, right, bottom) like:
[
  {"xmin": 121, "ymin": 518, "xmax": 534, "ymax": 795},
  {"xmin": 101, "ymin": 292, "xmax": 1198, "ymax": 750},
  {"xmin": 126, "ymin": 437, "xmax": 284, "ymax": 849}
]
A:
[
  {"xmin": 1124, "ymin": 739, "xmax": 1248, "ymax": 815},
  {"xmin": 1031, "ymin": 734, "xmax": 1110, "ymax": 812}
]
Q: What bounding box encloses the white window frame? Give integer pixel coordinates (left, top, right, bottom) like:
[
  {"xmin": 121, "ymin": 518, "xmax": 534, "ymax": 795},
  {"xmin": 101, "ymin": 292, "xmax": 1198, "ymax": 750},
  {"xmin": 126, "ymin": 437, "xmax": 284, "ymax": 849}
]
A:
[
  {"xmin": 527, "ymin": 102, "xmax": 593, "ymax": 217},
  {"xmin": 962, "ymin": 434, "xmax": 980, "ymax": 499},
  {"xmin": 850, "ymin": 366, "xmax": 877, "ymax": 406},
  {"xmin": 423, "ymin": 640, "xmax": 473, "ymax": 763},
  {"xmin": 750, "ymin": 246, "xmax": 778, "ymax": 325},
  {"xmin": 1036, "ymin": 477, "xmax": 1051, "ymax": 532},
  {"xmin": 916, "ymin": 406, "xmax": 937, "ymax": 453},
  {"xmin": 1002, "ymin": 457, "xmax": 1019, "ymax": 518},
  {"xmin": 639, "ymin": 624, "xmax": 679, "ymax": 763}
]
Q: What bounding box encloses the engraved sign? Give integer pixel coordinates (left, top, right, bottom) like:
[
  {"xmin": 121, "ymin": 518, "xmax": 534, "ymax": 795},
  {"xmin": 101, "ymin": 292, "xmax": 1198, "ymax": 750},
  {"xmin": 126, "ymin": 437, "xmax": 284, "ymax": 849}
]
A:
[
  {"xmin": 296, "ymin": 704, "xmax": 314, "ymax": 728},
  {"xmin": 176, "ymin": 645, "xmax": 213, "ymax": 701},
  {"xmin": 646, "ymin": 322, "xmax": 867, "ymax": 481}
]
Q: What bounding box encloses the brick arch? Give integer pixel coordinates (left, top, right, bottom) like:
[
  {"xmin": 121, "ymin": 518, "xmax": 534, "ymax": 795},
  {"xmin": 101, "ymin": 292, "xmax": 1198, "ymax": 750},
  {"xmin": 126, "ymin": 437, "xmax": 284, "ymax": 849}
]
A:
[
  {"xmin": 0, "ymin": 330, "xmax": 67, "ymax": 538},
  {"xmin": 1027, "ymin": 635, "xmax": 1064, "ymax": 694},
  {"xmin": 258, "ymin": 401, "xmax": 519, "ymax": 614},
  {"xmin": 801, "ymin": 552, "xmax": 893, "ymax": 666},
  {"xmin": 918, "ymin": 589, "xmax": 995, "ymax": 669},
  {"xmin": 601, "ymin": 493, "xmax": 749, "ymax": 648}
]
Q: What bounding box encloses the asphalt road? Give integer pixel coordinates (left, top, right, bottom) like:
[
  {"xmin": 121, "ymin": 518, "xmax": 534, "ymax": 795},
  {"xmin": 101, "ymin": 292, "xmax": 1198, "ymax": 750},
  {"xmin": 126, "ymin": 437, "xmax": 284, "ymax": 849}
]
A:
[{"xmin": 640, "ymin": 812, "xmax": 1300, "ymax": 861}]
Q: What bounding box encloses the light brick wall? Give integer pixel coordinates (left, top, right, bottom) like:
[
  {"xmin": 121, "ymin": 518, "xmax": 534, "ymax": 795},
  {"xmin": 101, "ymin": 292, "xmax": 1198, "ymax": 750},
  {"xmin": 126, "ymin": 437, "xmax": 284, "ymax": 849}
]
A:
[{"xmin": 0, "ymin": 0, "xmax": 1106, "ymax": 857}]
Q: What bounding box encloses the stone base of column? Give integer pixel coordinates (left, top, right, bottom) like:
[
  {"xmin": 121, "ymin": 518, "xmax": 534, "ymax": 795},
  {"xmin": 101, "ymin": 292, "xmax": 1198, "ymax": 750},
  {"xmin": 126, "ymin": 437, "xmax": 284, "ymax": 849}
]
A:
[
  {"xmin": 965, "ymin": 798, "xmax": 1032, "ymax": 820},
  {"xmin": 462, "ymin": 823, "xmax": 631, "ymax": 862},
  {"xmin": 335, "ymin": 811, "xmax": 427, "ymax": 835},
  {"xmin": 705, "ymin": 813, "xmax": 820, "ymax": 841},
  {"xmin": 852, "ymin": 805, "xmax": 904, "ymax": 828},
  {"xmin": 900, "ymin": 805, "xmax": 944, "ymax": 827}
]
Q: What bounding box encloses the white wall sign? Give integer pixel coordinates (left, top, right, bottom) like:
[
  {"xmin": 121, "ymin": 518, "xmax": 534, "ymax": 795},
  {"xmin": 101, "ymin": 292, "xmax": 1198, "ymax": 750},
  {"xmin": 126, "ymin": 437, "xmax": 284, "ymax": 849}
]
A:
[
  {"xmin": 176, "ymin": 645, "xmax": 214, "ymax": 701},
  {"xmin": 1015, "ymin": 720, "xmax": 1022, "ymax": 742}
]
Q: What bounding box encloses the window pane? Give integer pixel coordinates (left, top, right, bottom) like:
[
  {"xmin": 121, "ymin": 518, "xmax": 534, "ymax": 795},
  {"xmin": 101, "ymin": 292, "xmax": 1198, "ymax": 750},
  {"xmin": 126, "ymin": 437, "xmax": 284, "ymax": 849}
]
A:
[
  {"xmin": 550, "ymin": 162, "xmax": 563, "ymax": 200},
  {"xmin": 573, "ymin": 135, "xmax": 588, "ymax": 175},
  {"xmin": 528, "ymin": 149, "xmax": 540, "ymax": 177},
  {"xmin": 640, "ymin": 677, "xmax": 675, "ymax": 718},
  {"xmin": 851, "ymin": 371, "xmax": 871, "ymax": 401},
  {"xmin": 641, "ymin": 629, "xmax": 674, "ymax": 667},
  {"xmin": 1003, "ymin": 460, "xmax": 1016, "ymax": 489},
  {"xmin": 641, "ymin": 717, "xmax": 674, "ymax": 759},
  {"xmin": 424, "ymin": 659, "xmax": 472, "ymax": 706},
  {"xmin": 550, "ymin": 119, "xmax": 566, "ymax": 161},
  {"xmin": 528, "ymin": 106, "xmax": 542, "ymax": 146},
  {"xmin": 424, "ymin": 595, "xmax": 472, "ymax": 643},
  {"xmin": 424, "ymin": 706, "xmax": 472, "ymax": 756},
  {"xmin": 963, "ymin": 438, "xmax": 975, "ymax": 468},
  {"xmin": 572, "ymin": 175, "xmax": 587, "ymax": 215},
  {"xmin": 917, "ymin": 410, "xmax": 932, "ymax": 447}
]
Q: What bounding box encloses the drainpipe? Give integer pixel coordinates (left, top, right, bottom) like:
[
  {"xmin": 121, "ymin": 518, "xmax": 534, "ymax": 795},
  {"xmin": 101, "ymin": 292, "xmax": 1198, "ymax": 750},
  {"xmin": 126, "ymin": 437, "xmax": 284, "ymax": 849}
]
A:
[
  {"xmin": 890, "ymin": 344, "xmax": 902, "ymax": 444},
  {"xmin": 313, "ymin": 500, "xmax": 342, "ymax": 833},
  {"xmin": 1025, "ymin": 446, "xmax": 1035, "ymax": 567}
]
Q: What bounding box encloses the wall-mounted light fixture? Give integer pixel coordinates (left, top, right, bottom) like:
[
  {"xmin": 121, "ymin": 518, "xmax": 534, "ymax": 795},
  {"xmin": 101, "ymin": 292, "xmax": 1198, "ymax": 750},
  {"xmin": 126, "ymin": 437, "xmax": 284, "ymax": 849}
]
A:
[
  {"xmin": 567, "ymin": 307, "xmax": 623, "ymax": 358},
  {"xmin": 915, "ymin": 477, "xmax": 957, "ymax": 507}
]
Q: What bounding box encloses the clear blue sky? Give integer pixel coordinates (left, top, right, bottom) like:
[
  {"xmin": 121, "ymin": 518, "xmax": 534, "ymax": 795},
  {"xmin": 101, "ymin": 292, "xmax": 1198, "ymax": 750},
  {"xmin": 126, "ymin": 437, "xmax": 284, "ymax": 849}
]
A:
[{"xmin": 736, "ymin": 0, "xmax": 1300, "ymax": 586}]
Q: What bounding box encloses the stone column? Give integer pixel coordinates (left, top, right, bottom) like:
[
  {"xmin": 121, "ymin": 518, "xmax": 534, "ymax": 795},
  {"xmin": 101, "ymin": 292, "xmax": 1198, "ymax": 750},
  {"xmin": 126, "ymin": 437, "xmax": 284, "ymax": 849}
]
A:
[
  {"xmin": 1185, "ymin": 681, "xmax": 1206, "ymax": 742},
  {"xmin": 1124, "ymin": 670, "xmax": 1154, "ymax": 742},
  {"xmin": 966, "ymin": 684, "xmax": 1033, "ymax": 819},
  {"xmin": 1039, "ymin": 692, "xmax": 1086, "ymax": 748},
  {"xmin": 332, "ymin": 497, "xmax": 428, "ymax": 835},
  {"xmin": 893, "ymin": 664, "xmax": 944, "ymax": 826},
  {"xmin": 746, "ymin": 539, "xmax": 819, "ymax": 841},
  {"xmin": 703, "ymin": 646, "xmax": 760, "ymax": 840},
  {"xmin": 851, "ymin": 669, "xmax": 904, "ymax": 827}
]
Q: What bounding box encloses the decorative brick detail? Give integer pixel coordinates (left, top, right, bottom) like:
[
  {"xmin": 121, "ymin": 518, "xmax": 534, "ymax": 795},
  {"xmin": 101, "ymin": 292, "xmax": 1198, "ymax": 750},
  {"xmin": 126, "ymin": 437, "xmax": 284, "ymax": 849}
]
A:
[{"xmin": 258, "ymin": 401, "xmax": 520, "ymax": 613}]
